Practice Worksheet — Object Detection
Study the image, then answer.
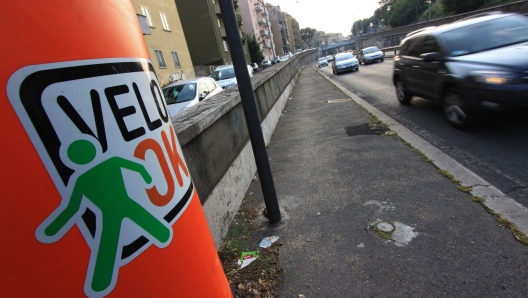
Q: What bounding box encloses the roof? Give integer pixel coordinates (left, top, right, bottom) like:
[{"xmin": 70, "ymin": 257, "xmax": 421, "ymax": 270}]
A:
[
  {"xmin": 404, "ymin": 12, "xmax": 516, "ymax": 41},
  {"xmin": 162, "ymin": 77, "xmax": 210, "ymax": 88}
]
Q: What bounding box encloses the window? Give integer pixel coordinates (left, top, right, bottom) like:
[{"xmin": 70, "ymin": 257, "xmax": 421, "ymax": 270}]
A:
[
  {"xmin": 154, "ymin": 50, "xmax": 167, "ymax": 68},
  {"xmin": 223, "ymin": 40, "xmax": 228, "ymax": 51},
  {"xmin": 160, "ymin": 13, "xmax": 170, "ymax": 30},
  {"xmin": 141, "ymin": 6, "xmax": 153, "ymax": 27},
  {"xmin": 401, "ymin": 37, "xmax": 421, "ymax": 57},
  {"xmin": 205, "ymin": 79, "xmax": 217, "ymax": 92},
  {"xmin": 198, "ymin": 82, "xmax": 209, "ymax": 96},
  {"xmin": 171, "ymin": 51, "xmax": 181, "ymax": 68},
  {"xmin": 421, "ymin": 36, "xmax": 440, "ymax": 55},
  {"xmin": 217, "ymin": 18, "xmax": 222, "ymax": 28}
]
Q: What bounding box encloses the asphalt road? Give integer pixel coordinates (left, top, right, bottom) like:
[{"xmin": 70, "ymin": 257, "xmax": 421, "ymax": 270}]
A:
[{"xmin": 319, "ymin": 59, "xmax": 528, "ymax": 209}]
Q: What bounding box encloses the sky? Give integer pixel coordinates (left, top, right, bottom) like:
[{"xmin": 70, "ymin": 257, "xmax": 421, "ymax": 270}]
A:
[{"xmin": 264, "ymin": 0, "xmax": 382, "ymax": 36}]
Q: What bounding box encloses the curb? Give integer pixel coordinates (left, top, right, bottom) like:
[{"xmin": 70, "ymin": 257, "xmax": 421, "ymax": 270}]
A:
[{"xmin": 313, "ymin": 64, "xmax": 528, "ymax": 238}]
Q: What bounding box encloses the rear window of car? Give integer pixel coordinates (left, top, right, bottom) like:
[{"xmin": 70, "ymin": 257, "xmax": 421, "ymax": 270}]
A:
[
  {"xmin": 441, "ymin": 15, "xmax": 528, "ymax": 56},
  {"xmin": 212, "ymin": 67, "xmax": 235, "ymax": 81},
  {"xmin": 335, "ymin": 53, "xmax": 354, "ymax": 62},
  {"xmin": 363, "ymin": 47, "xmax": 380, "ymax": 54},
  {"xmin": 162, "ymin": 83, "xmax": 197, "ymax": 104}
]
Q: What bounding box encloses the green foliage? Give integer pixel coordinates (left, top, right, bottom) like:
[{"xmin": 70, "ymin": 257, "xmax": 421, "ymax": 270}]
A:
[
  {"xmin": 442, "ymin": 0, "xmax": 484, "ymax": 14},
  {"xmin": 247, "ymin": 35, "xmax": 264, "ymax": 65},
  {"xmin": 301, "ymin": 27, "xmax": 317, "ymax": 47},
  {"xmin": 390, "ymin": 0, "xmax": 427, "ymax": 27}
]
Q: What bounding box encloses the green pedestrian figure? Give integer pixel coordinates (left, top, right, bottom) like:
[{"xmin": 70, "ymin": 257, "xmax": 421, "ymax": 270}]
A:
[{"xmin": 42, "ymin": 139, "xmax": 171, "ymax": 293}]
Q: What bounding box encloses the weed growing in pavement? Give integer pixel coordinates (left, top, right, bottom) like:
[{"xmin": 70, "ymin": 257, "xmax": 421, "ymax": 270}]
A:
[
  {"xmin": 438, "ymin": 169, "xmax": 461, "ymax": 184},
  {"xmin": 471, "ymin": 196, "xmax": 486, "ymax": 203},
  {"xmin": 222, "ymin": 220, "xmax": 251, "ymax": 255},
  {"xmin": 372, "ymin": 221, "xmax": 394, "ymax": 241},
  {"xmin": 479, "ymin": 204, "xmax": 528, "ymax": 245}
]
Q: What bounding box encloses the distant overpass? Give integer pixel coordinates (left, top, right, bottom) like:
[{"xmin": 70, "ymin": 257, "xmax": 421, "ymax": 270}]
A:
[{"xmin": 321, "ymin": 38, "xmax": 355, "ymax": 54}]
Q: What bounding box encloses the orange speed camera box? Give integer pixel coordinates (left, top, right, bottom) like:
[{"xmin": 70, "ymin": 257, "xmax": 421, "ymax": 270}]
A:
[{"xmin": 1, "ymin": 1, "xmax": 231, "ymax": 297}]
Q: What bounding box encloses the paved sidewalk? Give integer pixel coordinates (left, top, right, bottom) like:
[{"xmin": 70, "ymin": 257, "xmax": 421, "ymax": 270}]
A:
[{"xmin": 238, "ymin": 65, "xmax": 528, "ymax": 297}]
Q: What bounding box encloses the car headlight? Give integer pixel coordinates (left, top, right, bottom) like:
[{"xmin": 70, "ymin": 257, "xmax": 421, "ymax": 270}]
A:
[{"xmin": 470, "ymin": 71, "xmax": 518, "ymax": 85}]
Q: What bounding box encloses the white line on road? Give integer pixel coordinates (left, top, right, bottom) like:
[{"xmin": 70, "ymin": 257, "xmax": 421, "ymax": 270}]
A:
[{"xmin": 314, "ymin": 64, "xmax": 528, "ymax": 237}]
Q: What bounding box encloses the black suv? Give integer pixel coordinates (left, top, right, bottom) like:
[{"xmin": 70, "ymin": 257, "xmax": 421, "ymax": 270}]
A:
[{"xmin": 393, "ymin": 12, "xmax": 528, "ymax": 128}]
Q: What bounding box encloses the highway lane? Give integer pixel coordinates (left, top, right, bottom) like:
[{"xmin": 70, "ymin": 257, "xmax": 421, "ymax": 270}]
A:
[{"xmin": 319, "ymin": 59, "xmax": 528, "ymax": 208}]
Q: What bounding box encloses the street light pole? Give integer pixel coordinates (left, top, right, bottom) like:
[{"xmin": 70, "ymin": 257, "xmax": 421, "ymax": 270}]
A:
[
  {"xmin": 387, "ymin": 7, "xmax": 390, "ymax": 27},
  {"xmin": 427, "ymin": 1, "xmax": 431, "ymax": 20},
  {"xmin": 218, "ymin": 0, "xmax": 281, "ymax": 224}
]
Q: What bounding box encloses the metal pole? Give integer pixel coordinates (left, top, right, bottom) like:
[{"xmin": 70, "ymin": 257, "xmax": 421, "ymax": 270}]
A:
[
  {"xmin": 218, "ymin": 0, "xmax": 281, "ymax": 224},
  {"xmin": 429, "ymin": 1, "xmax": 431, "ymax": 20}
]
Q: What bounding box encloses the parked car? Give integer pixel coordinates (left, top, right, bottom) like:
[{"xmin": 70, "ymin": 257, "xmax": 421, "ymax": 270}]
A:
[
  {"xmin": 274, "ymin": 57, "xmax": 281, "ymax": 64},
  {"xmin": 393, "ymin": 12, "xmax": 528, "ymax": 128},
  {"xmin": 262, "ymin": 59, "xmax": 272, "ymax": 68},
  {"xmin": 325, "ymin": 55, "xmax": 333, "ymax": 62},
  {"xmin": 357, "ymin": 46, "xmax": 384, "ymax": 64},
  {"xmin": 212, "ymin": 64, "xmax": 253, "ymax": 89},
  {"xmin": 162, "ymin": 77, "xmax": 223, "ymax": 116},
  {"xmin": 318, "ymin": 57, "xmax": 329, "ymax": 68},
  {"xmin": 251, "ymin": 63, "xmax": 260, "ymax": 72},
  {"xmin": 332, "ymin": 52, "xmax": 359, "ymax": 74},
  {"xmin": 279, "ymin": 55, "xmax": 289, "ymax": 62}
]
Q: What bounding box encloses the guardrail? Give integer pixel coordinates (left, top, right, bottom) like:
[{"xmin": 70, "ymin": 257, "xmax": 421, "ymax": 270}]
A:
[{"xmin": 381, "ymin": 46, "xmax": 400, "ymax": 57}]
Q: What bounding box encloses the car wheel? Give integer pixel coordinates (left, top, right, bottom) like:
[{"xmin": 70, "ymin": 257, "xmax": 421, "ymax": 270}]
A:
[
  {"xmin": 395, "ymin": 79, "xmax": 411, "ymax": 105},
  {"xmin": 443, "ymin": 87, "xmax": 473, "ymax": 129},
  {"xmin": 332, "ymin": 68, "xmax": 336, "ymax": 74}
]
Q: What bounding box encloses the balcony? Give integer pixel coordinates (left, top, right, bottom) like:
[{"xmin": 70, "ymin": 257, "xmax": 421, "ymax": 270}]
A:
[
  {"xmin": 214, "ymin": 4, "xmax": 221, "ymax": 16},
  {"xmin": 255, "ymin": 4, "xmax": 263, "ymax": 12},
  {"xmin": 236, "ymin": 13, "xmax": 243, "ymax": 27},
  {"xmin": 259, "ymin": 30, "xmax": 269, "ymax": 37},
  {"xmin": 261, "ymin": 10, "xmax": 268, "ymax": 16},
  {"xmin": 219, "ymin": 27, "xmax": 226, "ymax": 38},
  {"xmin": 233, "ymin": 0, "xmax": 239, "ymax": 9},
  {"xmin": 263, "ymin": 42, "xmax": 271, "ymax": 48}
]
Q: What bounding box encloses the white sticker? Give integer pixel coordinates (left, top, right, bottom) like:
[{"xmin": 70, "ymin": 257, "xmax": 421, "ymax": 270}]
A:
[{"xmin": 7, "ymin": 58, "xmax": 193, "ymax": 297}]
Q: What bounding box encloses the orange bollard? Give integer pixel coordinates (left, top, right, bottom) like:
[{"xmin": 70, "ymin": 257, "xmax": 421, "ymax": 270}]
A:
[{"xmin": 0, "ymin": 1, "xmax": 231, "ymax": 297}]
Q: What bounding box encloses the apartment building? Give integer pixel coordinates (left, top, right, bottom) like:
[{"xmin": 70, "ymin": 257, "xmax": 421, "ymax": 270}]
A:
[
  {"xmin": 174, "ymin": 0, "xmax": 250, "ymax": 67},
  {"xmin": 131, "ymin": 0, "xmax": 195, "ymax": 86},
  {"xmin": 284, "ymin": 13, "xmax": 295, "ymax": 54},
  {"xmin": 267, "ymin": 5, "xmax": 286, "ymax": 57},
  {"xmin": 291, "ymin": 18, "xmax": 302, "ymax": 51},
  {"xmin": 238, "ymin": 0, "xmax": 276, "ymax": 61}
]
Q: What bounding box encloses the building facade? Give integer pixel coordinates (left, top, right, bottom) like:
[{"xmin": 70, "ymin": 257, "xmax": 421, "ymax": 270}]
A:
[
  {"xmin": 291, "ymin": 18, "xmax": 302, "ymax": 51},
  {"xmin": 267, "ymin": 5, "xmax": 286, "ymax": 57},
  {"xmin": 131, "ymin": 0, "xmax": 195, "ymax": 86},
  {"xmin": 284, "ymin": 13, "xmax": 295, "ymax": 54},
  {"xmin": 174, "ymin": 0, "xmax": 250, "ymax": 68},
  {"xmin": 239, "ymin": 0, "xmax": 276, "ymax": 61}
]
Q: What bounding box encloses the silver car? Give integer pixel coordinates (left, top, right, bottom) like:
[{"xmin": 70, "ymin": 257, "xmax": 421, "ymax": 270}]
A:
[
  {"xmin": 332, "ymin": 53, "xmax": 359, "ymax": 74},
  {"xmin": 162, "ymin": 77, "xmax": 223, "ymax": 117},
  {"xmin": 357, "ymin": 46, "xmax": 384, "ymax": 64},
  {"xmin": 318, "ymin": 57, "xmax": 328, "ymax": 68}
]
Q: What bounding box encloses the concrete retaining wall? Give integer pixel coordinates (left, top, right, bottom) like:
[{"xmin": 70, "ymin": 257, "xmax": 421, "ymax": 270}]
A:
[
  {"xmin": 356, "ymin": 0, "xmax": 528, "ymax": 50},
  {"xmin": 172, "ymin": 50, "xmax": 318, "ymax": 246}
]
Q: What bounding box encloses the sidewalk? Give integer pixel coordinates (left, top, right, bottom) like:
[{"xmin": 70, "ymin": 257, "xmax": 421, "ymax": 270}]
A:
[{"xmin": 221, "ymin": 65, "xmax": 528, "ymax": 297}]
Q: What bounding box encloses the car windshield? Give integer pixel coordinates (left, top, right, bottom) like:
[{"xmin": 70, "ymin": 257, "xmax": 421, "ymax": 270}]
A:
[
  {"xmin": 363, "ymin": 47, "xmax": 380, "ymax": 54},
  {"xmin": 212, "ymin": 68, "xmax": 236, "ymax": 81},
  {"xmin": 441, "ymin": 15, "xmax": 528, "ymax": 56},
  {"xmin": 318, "ymin": 58, "xmax": 327, "ymax": 61},
  {"xmin": 162, "ymin": 83, "xmax": 197, "ymax": 104},
  {"xmin": 335, "ymin": 53, "xmax": 354, "ymax": 62},
  {"xmin": 326, "ymin": 56, "xmax": 332, "ymax": 58}
]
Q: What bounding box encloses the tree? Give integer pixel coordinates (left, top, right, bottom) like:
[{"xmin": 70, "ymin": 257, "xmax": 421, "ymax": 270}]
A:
[
  {"xmin": 390, "ymin": 0, "xmax": 427, "ymax": 27},
  {"xmin": 247, "ymin": 35, "xmax": 264, "ymax": 64},
  {"xmin": 442, "ymin": 0, "xmax": 483, "ymax": 14},
  {"xmin": 301, "ymin": 27, "xmax": 317, "ymax": 47}
]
